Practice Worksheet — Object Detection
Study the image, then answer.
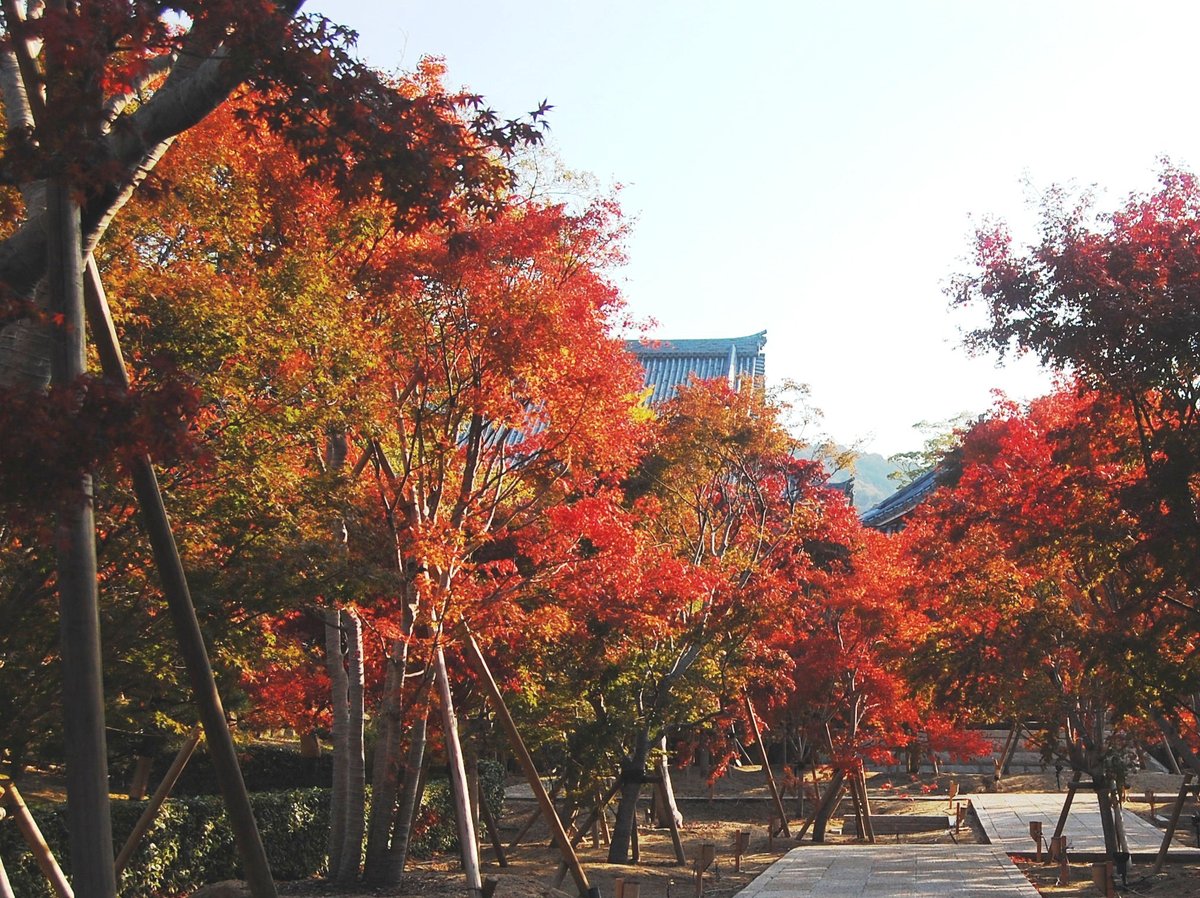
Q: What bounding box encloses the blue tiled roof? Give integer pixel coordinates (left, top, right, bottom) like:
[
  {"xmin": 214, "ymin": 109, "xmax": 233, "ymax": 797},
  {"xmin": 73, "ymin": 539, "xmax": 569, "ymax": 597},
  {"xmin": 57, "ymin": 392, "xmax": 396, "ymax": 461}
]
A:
[
  {"xmin": 860, "ymin": 467, "xmax": 941, "ymax": 531},
  {"xmin": 625, "ymin": 331, "xmax": 767, "ymax": 405}
]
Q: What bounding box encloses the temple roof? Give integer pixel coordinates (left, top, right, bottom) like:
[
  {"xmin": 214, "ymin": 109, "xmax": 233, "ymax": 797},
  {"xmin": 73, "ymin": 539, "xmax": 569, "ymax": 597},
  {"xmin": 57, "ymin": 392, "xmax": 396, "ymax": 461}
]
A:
[
  {"xmin": 860, "ymin": 466, "xmax": 941, "ymax": 532},
  {"xmin": 625, "ymin": 330, "xmax": 767, "ymax": 405}
]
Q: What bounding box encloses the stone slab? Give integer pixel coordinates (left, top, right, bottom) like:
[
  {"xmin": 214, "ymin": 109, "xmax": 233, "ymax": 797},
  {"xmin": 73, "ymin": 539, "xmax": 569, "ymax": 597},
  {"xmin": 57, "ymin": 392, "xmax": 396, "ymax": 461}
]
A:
[
  {"xmin": 736, "ymin": 844, "xmax": 1039, "ymax": 897},
  {"xmin": 968, "ymin": 792, "xmax": 1200, "ymax": 856}
]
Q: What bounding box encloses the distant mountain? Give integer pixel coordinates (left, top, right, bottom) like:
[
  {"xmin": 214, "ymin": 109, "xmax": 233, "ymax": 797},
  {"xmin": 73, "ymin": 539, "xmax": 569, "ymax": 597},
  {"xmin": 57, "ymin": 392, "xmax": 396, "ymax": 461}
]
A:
[
  {"xmin": 806, "ymin": 446, "xmax": 902, "ymax": 512},
  {"xmin": 846, "ymin": 450, "xmax": 903, "ymax": 512}
]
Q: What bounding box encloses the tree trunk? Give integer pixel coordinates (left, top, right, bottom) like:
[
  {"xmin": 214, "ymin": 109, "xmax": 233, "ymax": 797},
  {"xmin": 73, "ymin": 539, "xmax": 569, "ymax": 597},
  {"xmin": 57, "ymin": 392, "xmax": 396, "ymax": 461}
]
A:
[
  {"xmin": 48, "ymin": 171, "xmax": 118, "ymax": 898},
  {"xmin": 433, "ymin": 644, "xmax": 483, "ymax": 895},
  {"xmin": 363, "ymin": 636, "xmax": 408, "ymax": 884},
  {"xmin": 608, "ymin": 731, "xmax": 651, "ymax": 863},
  {"xmin": 383, "ymin": 704, "xmax": 430, "ymax": 882},
  {"xmin": 654, "ymin": 737, "xmax": 683, "ymax": 828},
  {"xmin": 336, "ymin": 610, "xmax": 366, "ymax": 883},
  {"xmin": 325, "ymin": 608, "xmax": 349, "ymax": 879},
  {"xmin": 1095, "ymin": 776, "xmax": 1120, "ymax": 859},
  {"xmin": 811, "ymin": 767, "xmax": 847, "ymax": 843}
]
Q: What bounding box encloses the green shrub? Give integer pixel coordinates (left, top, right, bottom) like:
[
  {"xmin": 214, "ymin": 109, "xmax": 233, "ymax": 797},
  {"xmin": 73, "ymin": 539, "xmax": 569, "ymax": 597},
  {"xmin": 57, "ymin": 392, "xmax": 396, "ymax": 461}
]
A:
[
  {"xmin": 143, "ymin": 742, "xmax": 333, "ymax": 795},
  {"xmin": 409, "ymin": 759, "xmax": 506, "ymax": 857},
  {"xmin": 0, "ymin": 789, "xmax": 328, "ymax": 898},
  {"xmin": 0, "ymin": 761, "xmax": 505, "ymax": 895}
]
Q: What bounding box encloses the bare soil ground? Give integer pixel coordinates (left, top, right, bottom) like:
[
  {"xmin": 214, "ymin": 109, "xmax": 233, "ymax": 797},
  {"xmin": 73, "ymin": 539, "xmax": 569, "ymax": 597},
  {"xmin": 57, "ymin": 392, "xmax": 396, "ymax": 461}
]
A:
[
  {"xmin": 279, "ymin": 766, "xmax": 1200, "ymax": 898},
  {"xmin": 20, "ymin": 763, "xmax": 1200, "ymax": 896},
  {"xmin": 281, "ymin": 765, "xmax": 990, "ymax": 898}
]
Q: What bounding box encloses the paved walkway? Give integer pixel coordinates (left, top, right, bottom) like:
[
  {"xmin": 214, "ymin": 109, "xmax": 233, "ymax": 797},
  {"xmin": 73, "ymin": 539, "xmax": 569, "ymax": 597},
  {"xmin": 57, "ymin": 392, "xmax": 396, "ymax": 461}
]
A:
[
  {"xmin": 737, "ymin": 845, "xmax": 1039, "ymax": 897},
  {"xmin": 968, "ymin": 792, "xmax": 1200, "ymax": 855}
]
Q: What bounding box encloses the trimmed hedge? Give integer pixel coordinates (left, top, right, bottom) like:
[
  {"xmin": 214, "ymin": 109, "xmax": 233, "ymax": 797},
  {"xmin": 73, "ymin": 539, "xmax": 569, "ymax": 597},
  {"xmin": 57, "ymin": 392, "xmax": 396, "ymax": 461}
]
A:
[
  {"xmin": 0, "ymin": 762, "xmax": 505, "ymax": 896},
  {"xmin": 145, "ymin": 742, "xmax": 334, "ymax": 796}
]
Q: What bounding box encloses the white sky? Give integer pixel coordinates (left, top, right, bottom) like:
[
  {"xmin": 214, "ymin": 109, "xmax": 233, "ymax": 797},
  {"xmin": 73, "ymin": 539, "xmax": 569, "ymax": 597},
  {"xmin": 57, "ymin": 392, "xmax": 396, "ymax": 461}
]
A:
[{"xmin": 310, "ymin": 0, "xmax": 1200, "ymax": 456}]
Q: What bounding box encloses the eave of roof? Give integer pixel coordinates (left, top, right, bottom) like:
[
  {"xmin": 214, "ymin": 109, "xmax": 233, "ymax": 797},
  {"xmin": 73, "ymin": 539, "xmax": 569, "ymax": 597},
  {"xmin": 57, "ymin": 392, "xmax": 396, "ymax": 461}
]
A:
[{"xmin": 860, "ymin": 466, "xmax": 941, "ymax": 529}]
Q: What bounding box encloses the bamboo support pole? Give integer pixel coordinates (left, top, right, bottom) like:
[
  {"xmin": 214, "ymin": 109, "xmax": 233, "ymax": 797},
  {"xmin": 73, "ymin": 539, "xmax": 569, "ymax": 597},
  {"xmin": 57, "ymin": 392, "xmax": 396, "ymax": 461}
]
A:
[
  {"xmin": 115, "ymin": 727, "xmax": 203, "ymax": 877},
  {"xmin": 82, "ymin": 259, "xmax": 278, "ymax": 898},
  {"xmin": 458, "ymin": 624, "xmax": 594, "ymax": 898},
  {"xmin": 478, "ymin": 786, "xmax": 509, "ymax": 867},
  {"xmin": 1053, "ymin": 771, "xmax": 1083, "ymax": 841},
  {"xmin": 507, "ymin": 780, "xmax": 563, "ymax": 854},
  {"xmin": 1152, "ymin": 773, "xmax": 1195, "ymax": 874},
  {"xmin": 0, "ymin": 781, "xmax": 73, "ymax": 898},
  {"xmin": 743, "ymin": 693, "xmax": 790, "ymax": 837},
  {"xmin": 0, "ymin": 853, "xmax": 15, "ymax": 898},
  {"xmin": 850, "ymin": 766, "xmax": 875, "ymax": 843},
  {"xmin": 569, "ymin": 779, "xmax": 623, "ymax": 850}
]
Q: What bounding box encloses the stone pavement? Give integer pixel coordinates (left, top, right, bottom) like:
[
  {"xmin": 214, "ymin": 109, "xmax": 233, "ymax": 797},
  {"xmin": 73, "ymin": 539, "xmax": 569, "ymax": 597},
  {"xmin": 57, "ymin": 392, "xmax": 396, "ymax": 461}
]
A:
[
  {"xmin": 968, "ymin": 792, "xmax": 1200, "ymax": 856},
  {"xmin": 736, "ymin": 845, "xmax": 1039, "ymax": 897}
]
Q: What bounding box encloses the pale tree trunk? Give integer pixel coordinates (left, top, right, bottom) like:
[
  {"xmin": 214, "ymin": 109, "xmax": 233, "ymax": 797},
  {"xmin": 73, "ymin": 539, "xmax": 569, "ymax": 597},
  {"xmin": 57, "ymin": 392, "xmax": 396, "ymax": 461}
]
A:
[
  {"xmin": 0, "ymin": 7, "xmax": 304, "ymax": 387},
  {"xmin": 325, "ymin": 608, "xmax": 349, "ymax": 879},
  {"xmin": 363, "ymin": 636, "xmax": 407, "ymax": 883},
  {"xmin": 385, "ymin": 703, "xmax": 430, "ymax": 881},
  {"xmin": 336, "ymin": 610, "xmax": 366, "ymax": 882},
  {"xmin": 433, "ymin": 643, "xmax": 483, "ymax": 896},
  {"xmin": 653, "ymin": 736, "xmax": 683, "ymax": 828},
  {"xmin": 40, "ymin": 12, "xmax": 118, "ymax": 886}
]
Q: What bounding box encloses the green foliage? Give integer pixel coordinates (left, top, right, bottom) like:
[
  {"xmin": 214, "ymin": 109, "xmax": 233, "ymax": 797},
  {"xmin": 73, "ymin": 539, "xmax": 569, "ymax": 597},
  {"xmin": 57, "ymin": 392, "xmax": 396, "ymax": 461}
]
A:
[
  {"xmin": 410, "ymin": 760, "xmax": 506, "ymax": 857},
  {"xmin": 887, "ymin": 414, "xmax": 973, "ymax": 486},
  {"xmin": 0, "ymin": 789, "xmax": 328, "ymax": 898},
  {"xmin": 0, "ymin": 762, "xmax": 506, "ymax": 895}
]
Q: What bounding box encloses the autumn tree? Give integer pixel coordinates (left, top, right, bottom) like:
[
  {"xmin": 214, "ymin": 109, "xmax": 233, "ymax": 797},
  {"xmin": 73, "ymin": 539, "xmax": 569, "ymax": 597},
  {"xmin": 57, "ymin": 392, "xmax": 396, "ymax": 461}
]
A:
[
  {"xmin": 0, "ymin": 4, "xmax": 546, "ymax": 892},
  {"xmin": 518, "ymin": 378, "xmax": 859, "ymax": 863},
  {"xmin": 954, "ymin": 165, "xmax": 1200, "ymax": 610},
  {"xmin": 900, "ymin": 387, "xmax": 1200, "ymax": 858}
]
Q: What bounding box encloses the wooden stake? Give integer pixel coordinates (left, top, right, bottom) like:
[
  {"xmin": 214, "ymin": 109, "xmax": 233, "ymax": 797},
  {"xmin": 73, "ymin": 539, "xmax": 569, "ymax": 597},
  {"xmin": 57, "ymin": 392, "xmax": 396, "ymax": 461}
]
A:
[
  {"xmin": 458, "ymin": 624, "xmax": 593, "ymax": 897},
  {"xmin": 0, "ymin": 781, "xmax": 73, "ymax": 898},
  {"xmin": 743, "ymin": 693, "xmax": 790, "ymax": 837},
  {"xmin": 693, "ymin": 842, "xmax": 715, "ymax": 897},
  {"xmin": 0, "ymin": 854, "xmax": 15, "ymax": 898},
  {"xmin": 1052, "ymin": 770, "xmax": 1082, "ymax": 841},
  {"xmin": 1152, "ymin": 772, "xmax": 1195, "ymax": 874},
  {"xmin": 115, "ymin": 726, "xmax": 203, "ymax": 877},
  {"xmin": 82, "ymin": 259, "xmax": 277, "ymax": 898},
  {"xmin": 733, "ymin": 831, "xmax": 750, "ymax": 872}
]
